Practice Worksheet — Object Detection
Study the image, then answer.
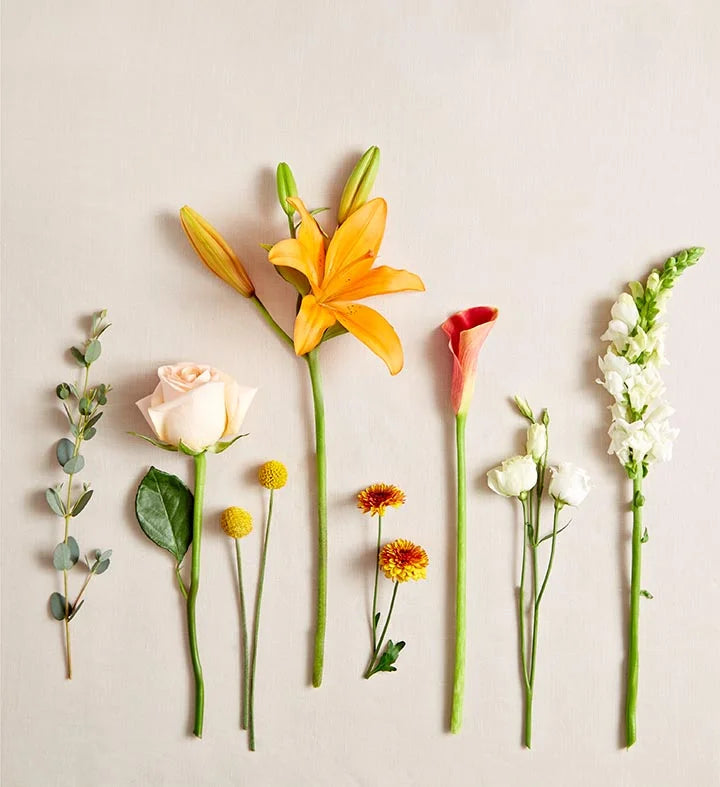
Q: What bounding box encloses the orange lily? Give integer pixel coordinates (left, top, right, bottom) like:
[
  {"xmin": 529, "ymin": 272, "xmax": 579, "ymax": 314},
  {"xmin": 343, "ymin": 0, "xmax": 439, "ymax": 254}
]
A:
[{"xmin": 268, "ymin": 197, "xmax": 425, "ymax": 374}]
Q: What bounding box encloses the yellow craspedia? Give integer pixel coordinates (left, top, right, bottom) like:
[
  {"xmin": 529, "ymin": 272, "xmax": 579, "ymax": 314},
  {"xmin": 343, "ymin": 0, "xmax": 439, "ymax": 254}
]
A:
[
  {"xmin": 258, "ymin": 460, "xmax": 288, "ymax": 490},
  {"xmin": 220, "ymin": 507, "xmax": 253, "ymax": 539}
]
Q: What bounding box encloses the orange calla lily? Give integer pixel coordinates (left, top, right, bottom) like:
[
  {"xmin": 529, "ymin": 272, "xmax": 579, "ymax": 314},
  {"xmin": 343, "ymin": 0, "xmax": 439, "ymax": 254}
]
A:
[{"xmin": 268, "ymin": 197, "xmax": 425, "ymax": 374}]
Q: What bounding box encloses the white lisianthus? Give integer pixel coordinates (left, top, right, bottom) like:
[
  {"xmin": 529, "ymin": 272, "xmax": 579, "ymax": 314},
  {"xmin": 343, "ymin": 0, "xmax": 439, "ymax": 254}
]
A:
[
  {"xmin": 526, "ymin": 423, "xmax": 547, "ymax": 462},
  {"xmin": 548, "ymin": 463, "xmax": 591, "ymax": 507},
  {"xmin": 487, "ymin": 455, "xmax": 537, "ymax": 498}
]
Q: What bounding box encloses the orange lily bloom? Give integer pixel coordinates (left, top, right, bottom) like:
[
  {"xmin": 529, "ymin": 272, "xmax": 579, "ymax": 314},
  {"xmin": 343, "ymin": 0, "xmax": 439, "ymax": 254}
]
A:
[{"xmin": 268, "ymin": 197, "xmax": 425, "ymax": 374}]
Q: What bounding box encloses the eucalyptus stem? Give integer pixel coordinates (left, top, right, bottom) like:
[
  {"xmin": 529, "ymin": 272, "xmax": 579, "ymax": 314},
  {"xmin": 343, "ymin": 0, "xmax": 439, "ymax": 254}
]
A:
[
  {"xmin": 371, "ymin": 514, "xmax": 383, "ymax": 651},
  {"xmin": 451, "ymin": 411, "xmax": 468, "ymax": 734},
  {"xmin": 306, "ymin": 349, "xmax": 328, "ymax": 688},
  {"xmin": 187, "ymin": 452, "xmax": 206, "ymax": 738},
  {"xmin": 364, "ymin": 581, "xmax": 399, "ymax": 678},
  {"xmin": 625, "ymin": 474, "xmax": 643, "ymax": 748},
  {"xmin": 249, "ymin": 489, "xmax": 275, "ymax": 751},
  {"xmin": 235, "ymin": 539, "xmax": 250, "ymax": 731}
]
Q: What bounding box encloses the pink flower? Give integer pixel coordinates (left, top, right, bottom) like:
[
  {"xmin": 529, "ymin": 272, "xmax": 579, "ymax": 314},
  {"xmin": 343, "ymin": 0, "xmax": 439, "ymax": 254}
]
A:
[{"xmin": 441, "ymin": 307, "xmax": 498, "ymax": 415}]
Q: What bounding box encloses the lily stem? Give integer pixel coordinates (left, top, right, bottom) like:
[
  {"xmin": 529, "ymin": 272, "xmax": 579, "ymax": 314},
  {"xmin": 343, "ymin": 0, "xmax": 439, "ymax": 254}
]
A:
[
  {"xmin": 625, "ymin": 474, "xmax": 643, "ymax": 748},
  {"xmin": 450, "ymin": 411, "xmax": 467, "ymax": 733},
  {"xmin": 250, "ymin": 295, "xmax": 293, "ymax": 348},
  {"xmin": 187, "ymin": 452, "xmax": 206, "ymax": 738}
]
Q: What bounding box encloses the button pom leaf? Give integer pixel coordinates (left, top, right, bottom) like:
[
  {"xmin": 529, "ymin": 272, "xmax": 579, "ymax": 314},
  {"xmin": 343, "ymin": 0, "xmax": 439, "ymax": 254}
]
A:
[{"xmin": 135, "ymin": 467, "xmax": 193, "ymax": 562}]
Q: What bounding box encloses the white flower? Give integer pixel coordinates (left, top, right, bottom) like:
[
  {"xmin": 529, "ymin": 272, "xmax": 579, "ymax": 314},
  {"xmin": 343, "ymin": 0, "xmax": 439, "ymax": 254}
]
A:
[
  {"xmin": 487, "ymin": 455, "xmax": 538, "ymax": 498},
  {"xmin": 625, "ymin": 367, "xmax": 665, "ymax": 412},
  {"xmin": 612, "ymin": 292, "xmax": 640, "ymax": 329},
  {"xmin": 607, "ymin": 418, "xmax": 653, "ymax": 465},
  {"xmin": 526, "ymin": 423, "xmax": 547, "ymax": 462},
  {"xmin": 548, "ymin": 462, "xmax": 591, "ymax": 507},
  {"xmin": 597, "ymin": 352, "xmax": 640, "ymax": 401},
  {"xmin": 645, "ymin": 418, "xmax": 679, "ymax": 463},
  {"xmin": 600, "ymin": 319, "xmax": 631, "ymax": 350}
]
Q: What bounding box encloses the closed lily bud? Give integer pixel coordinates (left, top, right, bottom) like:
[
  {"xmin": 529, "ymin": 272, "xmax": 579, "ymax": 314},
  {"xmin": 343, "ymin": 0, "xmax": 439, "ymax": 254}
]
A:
[
  {"xmin": 276, "ymin": 162, "xmax": 299, "ymax": 218},
  {"xmin": 180, "ymin": 206, "xmax": 255, "ymax": 298},
  {"xmin": 337, "ymin": 145, "xmax": 380, "ymax": 224}
]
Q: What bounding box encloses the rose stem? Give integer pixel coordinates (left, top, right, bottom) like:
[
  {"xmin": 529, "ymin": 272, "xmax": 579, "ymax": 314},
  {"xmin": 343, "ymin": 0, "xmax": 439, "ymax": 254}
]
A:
[
  {"xmin": 450, "ymin": 411, "xmax": 467, "ymax": 733},
  {"xmin": 187, "ymin": 452, "xmax": 206, "ymax": 738},
  {"xmin": 364, "ymin": 581, "xmax": 399, "ymax": 678},
  {"xmin": 234, "ymin": 539, "xmax": 250, "ymax": 731},
  {"xmin": 249, "ymin": 488, "xmax": 275, "ymax": 752},
  {"xmin": 625, "ymin": 474, "xmax": 643, "ymax": 748}
]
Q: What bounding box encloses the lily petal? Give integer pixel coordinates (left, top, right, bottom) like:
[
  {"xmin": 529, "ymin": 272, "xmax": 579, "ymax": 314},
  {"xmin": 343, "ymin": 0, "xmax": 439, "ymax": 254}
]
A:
[
  {"xmin": 332, "ymin": 301, "xmax": 403, "ymax": 375},
  {"xmin": 268, "ymin": 238, "xmax": 320, "ymax": 290},
  {"xmin": 294, "ymin": 294, "xmax": 337, "ymax": 356},
  {"xmin": 327, "ymin": 265, "xmax": 425, "ymax": 302},
  {"xmin": 287, "ymin": 197, "xmax": 325, "ymax": 280},
  {"xmin": 323, "ymin": 198, "xmax": 386, "ymax": 284}
]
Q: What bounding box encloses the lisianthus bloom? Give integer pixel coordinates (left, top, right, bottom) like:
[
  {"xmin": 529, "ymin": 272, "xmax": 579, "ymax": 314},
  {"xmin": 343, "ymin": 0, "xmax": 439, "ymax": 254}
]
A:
[
  {"xmin": 487, "ymin": 455, "xmax": 537, "ymax": 498},
  {"xmin": 548, "ymin": 463, "xmax": 591, "ymax": 507},
  {"xmin": 379, "ymin": 539, "xmax": 428, "ymax": 582},
  {"xmin": 268, "ymin": 197, "xmax": 424, "ymax": 374},
  {"xmin": 136, "ymin": 363, "xmax": 256, "ymax": 452},
  {"xmin": 180, "ymin": 206, "xmax": 255, "ymax": 298},
  {"xmin": 357, "ymin": 483, "xmax": 406, "ymax": 516},
  {"xmin": 441, "ymin": 307, "xmax": 498, "ymax": 415}
]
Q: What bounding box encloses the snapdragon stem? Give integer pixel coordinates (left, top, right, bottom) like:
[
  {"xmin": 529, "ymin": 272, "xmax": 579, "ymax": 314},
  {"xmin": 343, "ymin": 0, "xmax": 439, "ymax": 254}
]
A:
[
  {"xmin": 187, "ymin": 452, "xmax": 206, "ymax": 738},
  {"xmin": 364, "ymin": 581, "xmax": 399, "ymax": 678},
  {"xmin": 625, "ymin": 475, "xmax": 643, "ymax": 748},
  {"xmin": 306, "ymin": 348, "xmax": 328, "ymax": 688},
  {"xmin": 249, "ymin": 489, "xmax": 275, "ymax": 751},
  {"xmin": 234, "ymin": 540, "xmax": 250, "ymax": 731},
  {"xmin": 451, "ymin": 411, "xmax": 468, "ymax": 734},
  {"xmin": 371, "ymin": 514, "xmax": 383, "ymax": 651}
]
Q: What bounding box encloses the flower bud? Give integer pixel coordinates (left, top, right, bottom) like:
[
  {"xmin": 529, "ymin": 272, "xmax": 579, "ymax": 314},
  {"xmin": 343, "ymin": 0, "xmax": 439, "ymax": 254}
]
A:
[
  {"xmin": 337, "ymin": 145, "xmax": 380, "ymax": 224},
  {"xmin": 276, "ymin": 162, "xmax": 299, "ymax": 218},
  {"xmin": 514, "ymin": 395, "xmax": 534, "ymax": 421},
  {"xmin": 526, "ymin": 423, "xmax": 547, "ymax": 462}
]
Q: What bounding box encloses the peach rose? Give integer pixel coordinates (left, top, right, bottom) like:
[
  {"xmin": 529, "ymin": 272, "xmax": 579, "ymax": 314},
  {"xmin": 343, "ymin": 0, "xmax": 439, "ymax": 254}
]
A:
[{"xmin": 136, "ymin": 363, "xmax": 256, "ymax": 452}]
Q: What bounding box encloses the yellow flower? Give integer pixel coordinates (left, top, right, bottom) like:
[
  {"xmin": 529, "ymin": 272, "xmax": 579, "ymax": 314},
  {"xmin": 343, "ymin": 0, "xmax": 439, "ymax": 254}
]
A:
[
  {"xmin": 357, "ymin": 483, "xmax": 406, "ymax": 516},
  {"xmin": 379, "ymin": 539, "xmax": 429, "ymax": 582},
  {"xmin": 180, "ymin": 206, "xmax": 255, "ymax": 298},
  {"xmin": 221, "ymin": 507, "xmax": 253, "ymax": 539},
  {"xmin": 258, "ymin": 460, "xmax": 288, "ymax": 490},
  {"xmin": 268, "ymin": 197, "xmax": 424, "ymax": 374}
]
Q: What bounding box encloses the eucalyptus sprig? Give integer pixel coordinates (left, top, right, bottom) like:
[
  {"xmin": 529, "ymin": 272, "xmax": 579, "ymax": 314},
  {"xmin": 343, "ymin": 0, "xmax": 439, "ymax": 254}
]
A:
[{"xmin": 46, "ymin": 310, "xmax": 112, "ymax": 679}]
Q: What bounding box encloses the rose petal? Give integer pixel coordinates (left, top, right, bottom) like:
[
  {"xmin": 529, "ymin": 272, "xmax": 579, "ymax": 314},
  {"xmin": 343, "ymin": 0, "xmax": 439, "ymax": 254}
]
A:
[{"xmin": 147, "ymin": 381, "xmax": 227, "ymax": 451}]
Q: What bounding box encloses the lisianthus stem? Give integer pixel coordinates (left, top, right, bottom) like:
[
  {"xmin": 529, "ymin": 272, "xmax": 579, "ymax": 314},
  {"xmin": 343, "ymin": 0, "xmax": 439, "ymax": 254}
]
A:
[
  {"xmin": 187, "ymin": 452, "xmax": 206, "ymax": 738},
  {"xmin": 234, "ymin": 539, "xmax": 250, "ymax": 731},
  {"xmin": 371, "ymin": 514, "xmax": 383, "ymax": 651},
  {"xmin": 364, "ymin": 581, "xmax": 399, "ymax": 678},
  {"xmin": 306, "ymin": 349, "xmax": 328, "ymax": 688},
  {"xmin": 451, "ymin": 411, "xmax": 468, "ymax": 734},
  {"xmin": 249, "ymin": 489, "xmax": 275, "ymax": 751},
  {"xmin": 626, "ymin": 474, "xmax": 643, "ymax": 748}
]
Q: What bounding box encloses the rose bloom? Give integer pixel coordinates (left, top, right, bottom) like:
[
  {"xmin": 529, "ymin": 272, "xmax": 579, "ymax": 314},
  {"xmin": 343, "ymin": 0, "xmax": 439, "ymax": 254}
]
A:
[
  {"xmin": 487, "ymin": 455, "xmax": 537, "ymax": 498},
  {"xmin": 548, "ymin": 462, "xmax": 591, "ymax": 507},
  {"xmin": 136, "ymin": 363, "xmax": 256, "ymax": 452}
]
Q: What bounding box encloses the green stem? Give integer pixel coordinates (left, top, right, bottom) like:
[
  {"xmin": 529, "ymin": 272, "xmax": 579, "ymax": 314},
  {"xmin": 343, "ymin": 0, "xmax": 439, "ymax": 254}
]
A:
[
  {"xmin": 250, "ymin": 295, "xmax": 293, "ymax": 348},
  {"xmin": 626, "ymin": 475, "xmax": 643, "ymax": 748},
  {"xmin": 451, "ymin": 411, "xmax": 467, "ymax": 734},
  {"xmin": 175, "ymin": 565, "xmax": 188, "ymax": 600},
  {"xmin": 371, "ymin": 514, "xmax": 383, "ymax": 652},
  {"xmin": 235, "ymin": 539, "xmax": 250, "ymax": 731},
  {"xmin": 519, "ymin": 498, "xmax": 531, "ymax": 691},
  {"xmin": 306, "ymin": 349, "xmax": 328, "ymax": 688},
  {"xmin": 364, "ymin": 581, "xmax": 399, "ymax": 678},
  {"xmin": 249, "ymin": 489, "xmax": 275, "ymax": 751},
  {"xmin": 187, "ymin": 452, "xmax": 206, "ymax": 738}
]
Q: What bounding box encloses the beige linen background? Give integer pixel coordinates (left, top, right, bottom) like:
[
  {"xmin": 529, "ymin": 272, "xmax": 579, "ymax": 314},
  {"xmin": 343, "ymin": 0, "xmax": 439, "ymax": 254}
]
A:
[{"xmin": 2, "ymin": 2, "xmax": 719, "ymax": 785}]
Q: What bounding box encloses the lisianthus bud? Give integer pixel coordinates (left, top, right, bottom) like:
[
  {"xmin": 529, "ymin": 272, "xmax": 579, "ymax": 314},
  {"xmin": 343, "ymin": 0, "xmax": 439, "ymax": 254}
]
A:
[
  {"xmin": 276, "ymin": 162, "xmax": 299, "ymax": 218},
  {"xmin": 526, "ymin": 423, "xmax": 547, "ymax": 462},
  {"xmin": 514, "ymin": 395, "xmax": 534, "ymax": 421},
  {"xmin": 337, "ymin": 145, "xmax": 380, "ymax": 224},
  {"xmin": 549, "ymin": 462, "xmax": 591, "ymax": 507},
  {"xmin": 487, "ymin": 455, "xmax": 538, "ymax": 498}
]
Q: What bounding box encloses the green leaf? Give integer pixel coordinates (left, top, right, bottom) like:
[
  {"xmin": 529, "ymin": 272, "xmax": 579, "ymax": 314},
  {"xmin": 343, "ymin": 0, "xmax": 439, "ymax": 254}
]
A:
[
  {"xmin": 178, "ymin": 440, "xmax": 202, "ymax": 457},
  {"xmin": 95, "ymin": 559, "xmax": 110, "ymax": 575},
  {"xmin": 71, "ymin": 489, "xmax": 93, "ymax": 516},
  {"xmin": 640, "ymin": 527, "xmax": 649, "ymax": 544},
  {"xmin": 53, "ymin": 542, "xmax": 75, "ymax": 570},
  {"xmin": 129, "ymin": 432, "xmax": 178, "ymax": 452},
  {"xmin": 207, "ymin": 433, "xmax": 248, "ymax": 454},
  {"xmin": 83, "ymin": 427, "xmax": 97, "ymax": 441},
  {"xmin": 98, "ymin": 549, "xmax": 112, "ymax": 562},
  {"xmin": 45, "ymin": 487, "xmax": 66, "ymax": 517},
  {"xmin": 49, "ymin": 592, "xmax": 68, "ymax": 620},
  {"xmin": 640, "ymin": 589, "xmax": 654, "ymax": 599},
  {"xmin": 67, "ymin": 600, "xmax": 84, "ymax": 621},
  {"xmin": 259, "ymin": 242, "xmax": 274, "ymax": 252},
  {"xmin": 67, "ymin": 536, "xmax": 80, "ymax": 563},
  {"xmin": 79, "ymin": 397, "xmax": 92, "ymax": 416},
  {"xmin": 275, "ymin": 265, "xmax": 311, "ymax": 295},
  {"xmin": 70, "ymin": 346, "xmax": 87, "ymax": 367},
  {"xmin": 85, "ymin": 412, "xmax": 103, "ymax": 429},
  {"xmin": 84, "ymin": 339, "xmax": 101, "ymax": 363},
  {"xmin": 62, "ymin": 403, "xmax": 75, "ymax": 426},
  {"xmin": 373, "ymin": 612, "xmax": 381, "ymax": 630},
  {"xmin": 56, "ymin": 438, "xmax": 75, "ymax": 468},
  {"xmin": 56, "ymin": 383, "xmax": 71, "ymax": 400},
  {"xmin": 135, "ymin": 467, "xmax": 193, "ymax": 562},
  {"xmin": 62, "ymin": 455, "xmax": 85, "ymax": 475},
  {"xmin": 368, "ymin": 640, "xmax": 406, "ymax": 676},
  {"xmin": 321, "ymin": 323, "xmax": 349, "ymax": 342}
]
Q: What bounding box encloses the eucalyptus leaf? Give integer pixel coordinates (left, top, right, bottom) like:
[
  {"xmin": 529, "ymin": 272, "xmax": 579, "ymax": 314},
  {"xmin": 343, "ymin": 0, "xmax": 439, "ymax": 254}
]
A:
[
  {"xmin": 84, "ymin": 339, "xmax": 101, "ymax": 363},
  {"xmin": 85, "ymin": 412, "xmax": 103, "ymax": 429},
  {"xmin": 53, "ymin": 542, "xmax": 74, "ymax": 571},
  {"xmin": 62, "ymin": 455, "xmax": 85, "ymax": 474},
  {"xmin": 49, "ymin": 592, "xmax": 68, "ymax": 620},
  {"xmin": 56, "ymin": 438, "xmax": 75, "ymax": 468},
  {"xmin": 45, "ymin": 487, "xmax": 66, "ymax": 517},
  {"xmin": 83, "ymin": 427, "xmax": 97, "ymax": 441},
  {"xmin": 71, "ymin": 489, "xmax": 93, "ymax": 516},
  {"xmin": 94, "ymin": 559, "xmax": 110, "ymax": 575},
  {"xmin": 56, "ymin": 383, "xmax": 71, "ymax": 400},
  {"xmin": 67, "ymin": 536, "xmax": 80, "ymax": 563},
  {"xmin": 99, "ymin": 549, "xmax": 112, "ymax": 562},
  {"xmin": 79, "ymin": 397, "xmax": 92, "ymax": 416},
  {"xmin": 135, "ymin": 467, "xmax": 193, "ymax": 562},
  {"xmin": 70, "ymin": 346, "xmax": 87, "ymax": 367},
  {"xmin": 67, "ymin": 599, "xmax": 85, "ymax": 621}
]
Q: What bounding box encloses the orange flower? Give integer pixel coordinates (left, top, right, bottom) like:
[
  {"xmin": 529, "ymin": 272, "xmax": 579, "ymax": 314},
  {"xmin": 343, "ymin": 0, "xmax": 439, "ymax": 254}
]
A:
[
  {"xmin": 268, "ymin": 198, "xmax": 424, "ymax": 374},
  {"xmin": 379, "ymin": 539, "xmax": 429, "ymax": 583},
  {"xmin": 357, "ymin": 483, "xmax": 406, "ymax": 516}
]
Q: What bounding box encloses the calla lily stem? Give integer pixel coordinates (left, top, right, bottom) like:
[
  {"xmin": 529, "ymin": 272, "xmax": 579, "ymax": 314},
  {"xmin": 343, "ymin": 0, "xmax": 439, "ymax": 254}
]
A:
[
  {"xmin": 187, "ymin": 452, "xmax": 206, "ymax": 738},
  {"xmin": 451, "ymin": 411, "xmax": 467, "ymax": 733}
]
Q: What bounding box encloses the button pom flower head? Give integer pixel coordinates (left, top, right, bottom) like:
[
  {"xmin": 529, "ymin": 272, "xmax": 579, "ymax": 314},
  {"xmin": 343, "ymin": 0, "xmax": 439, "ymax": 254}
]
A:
[
  {"xmin": 440, "ymin": 306, "xmax": 498, "ymax": 734},
  {"xmin": 597, "ymin": 247, "xmax": 704, "ymax": 748},
  {"xmin": 364, "ymin": 538, "xmax": 428, "ymax": 679},
  {"xmin": 488, "ymin": 399, "xmax": 590, "ymax": 748}
]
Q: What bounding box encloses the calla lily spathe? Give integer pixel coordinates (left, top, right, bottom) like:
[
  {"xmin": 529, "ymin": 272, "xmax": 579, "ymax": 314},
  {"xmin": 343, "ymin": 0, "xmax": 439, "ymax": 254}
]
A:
[
  {"xmin": 268, "ymin": 197, "xmax": 425, "ymax": 374},
  {"xmin": 442, "ymin": 306, "xmax": 499, "ymax": 415}
]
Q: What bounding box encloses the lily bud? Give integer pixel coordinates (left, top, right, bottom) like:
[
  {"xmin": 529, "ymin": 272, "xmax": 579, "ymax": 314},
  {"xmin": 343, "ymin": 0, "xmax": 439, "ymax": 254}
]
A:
[
  {"xmin": 276, "ymin": 162, "xmax": 299, "ymax": 218},
  {"xmin": 337, "ymin": 145, "xmax": 380, "ymax": 224},
  {"xmin": 180, "ymin": 206, "xmax": 255, "ymax": 298}
]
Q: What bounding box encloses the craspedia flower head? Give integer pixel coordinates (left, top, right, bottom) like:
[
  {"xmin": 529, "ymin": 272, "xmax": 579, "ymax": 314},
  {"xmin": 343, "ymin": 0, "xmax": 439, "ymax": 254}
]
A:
[
  {"xmin": 357, "ymin": 483, "xmax": 406, "ymax": 516},
  {"xmin": 220, "ymin": 507, "xmax": 253, "ymax": 539},
  {"xmin": 258, "ymin": 460, "xmax": 288, "ymax": 490},
  {"xmin": 379, "ymin": 538, "xmax": 429, "ymax": 583}
]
